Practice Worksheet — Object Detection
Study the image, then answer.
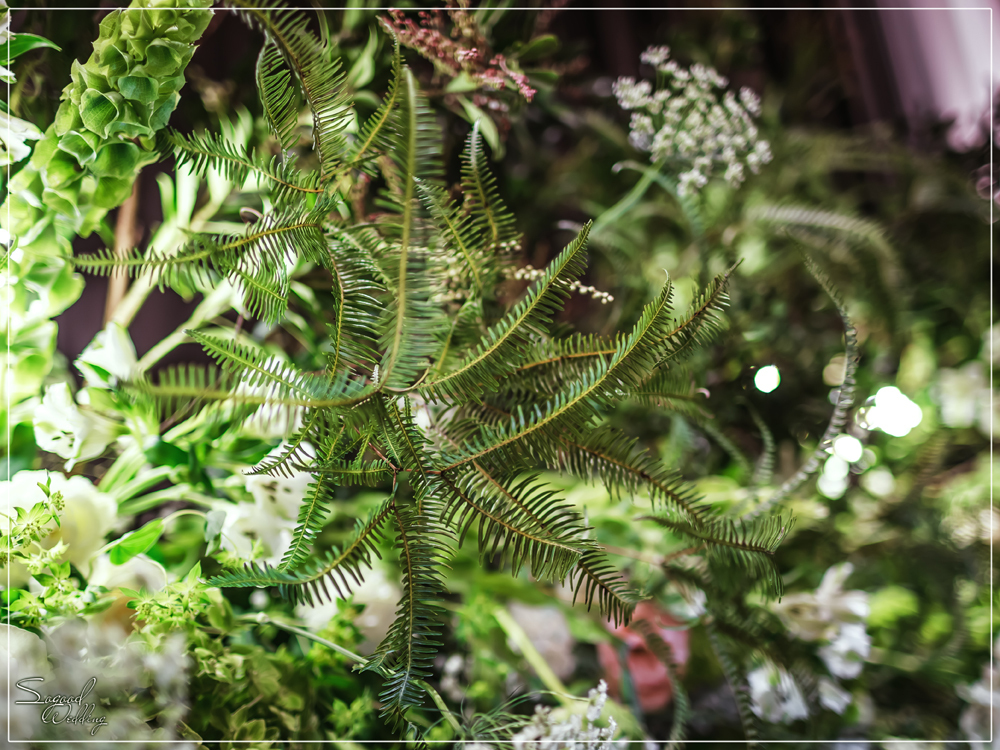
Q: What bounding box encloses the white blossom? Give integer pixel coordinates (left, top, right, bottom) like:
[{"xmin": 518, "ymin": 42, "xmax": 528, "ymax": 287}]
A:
[
  {"xmin": 33, "ymin": 383, "xmax": 122, "ymax": 470},
  {"xmin": 640, "ymin": 45, "xmax": 671, "ymax": 68},
  {"xmin": 748, "ymin": 661, "xmax": 809, "ymax": 724},
  {"xmin": 0, "ymin": 111, "xmax": 42, "ymax": 165},
  {"xmin": 510, "ymin": 680, "xmax": 619, "ymax": 749},
  {"xmin": 818, "ymin": 677, "xmax": 853, "ymax": 714},
  {"xmin": 819, "ymin": 622, "xmax": 871, "ymax": 680},
  {"xmin": 1, "ymin": 470, "xmax": 117, "ymax": 577},
  {"xmin": 76, "ymin": 322, "xmax": 138, "ymax": 388},
  {"xmin": 771, "ymin": 562, "xmax": 869, "ymax": 642}
]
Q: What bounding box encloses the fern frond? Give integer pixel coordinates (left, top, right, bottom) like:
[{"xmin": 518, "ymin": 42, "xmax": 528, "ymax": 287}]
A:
[
  {"xmin": 365, "ymin": 495, "xmax": 452, "ymax": 727},
  {"xmin": 707, "ymin": 620, "xmax": 759, "ymax": 749},
  {"xmin": 462, "ymin": 120, "xmax": 517, "ymax": 247},
  {"xmin": 126, "ymin": 364, "xmax": 372, "ymax": 420},
  {"xmin": 256, "ymin": 39, "xmax": 300, "ymax": 154},
  {"xmin": 419, "ymin": 223, "xmax": 590, "ymax": 402},
  {"xmin": 438, "ymin": 469, "xmax": 587, "ymax": 581},
  {"xmin": 630, "ymin": 368, "xmax": 711, "ymax": 418},
  {"xmin": 566, "ymin": 547, "xmax": 643, "ymax": 628},
  {"xmin": 376, "ymin": 68, "xmax": 445, "ymax": 389},
  {"xmin": 208, "ymin": 498, "xmax": 394, "ymax": 604},
  {"xmin": 658, "ymin": 264, "xmax": 737, "ymax": 367},
  {"xmin": 642, "ymin": 513, "xmax": 793, "ymax": 597},
  {"xmin": 748, "ymin": 203, "xmax": 896, "ymax": 262},
  {"xmin": 746, "ymin": 401, "xmax": 776, "ymax": 489},
  {"xmin": 76, "ymin": 206, "xmax": 328, "ymax": 309},
  {"xmin": 279, "ymin": 473, "xmax": 339, "ymax": 570},
  {"xmin": 443, "ymin": 277, "xmax": 678, "ymax": 474},
  {"xmin": 554, "ymin": 426, "xmax": 708, "ymax": 523},
  {"xmin": 348, "ymin": 36, "xmax": 401, "ymax": 171},
  {"xmin": 167, "ymin": 130, "xmax": 322, "ymax": 204},
  {"xmin": 325, "ymin": 230, "xmax": 385, "ymax": 374},
  {"xmin": 247, "ymin": 410, "xmax": 341, "ymax": 478},
  {"xmin": 745, "ymin": 253, "xmax": 859, "ymax": 518},
  {"xmin": 417, "ymin": 180, "xmax": 488, "ymax": 295},
  {"xmin": 231, "ymin": 1, "xmax": 354, "ymax": 181},
  {"xmin": 311, "ymin": 457, "xmax": 394, "ymax": 486},
  {"xmin": 190, "ymin": 331, "xmax": 332, "ymax": 403}
]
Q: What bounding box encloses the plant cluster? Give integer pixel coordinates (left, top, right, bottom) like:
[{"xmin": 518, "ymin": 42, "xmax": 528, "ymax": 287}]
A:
[{"xmin": 0, "ymin": 3, "xmax": 992, "ymax": 747}]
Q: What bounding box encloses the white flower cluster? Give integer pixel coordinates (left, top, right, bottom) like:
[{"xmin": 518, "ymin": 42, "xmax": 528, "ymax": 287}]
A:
[
  {"xmin": 508, "ymin": 680, "xmax": 620, "ymax": 750},
  {"xmin": 2, "ymin": 621, "xmax": 192, "ymax": 744},
  {"xmin": 613, "ymin": 45, "xmax": 772, "ymax": 196},
  {"xmin": 511, "ymin": 265, "xmax": 615, "ymax": 304},
  {"xmin": 764, "ymin": 563, "xmax": 871, "ymax": 719}
]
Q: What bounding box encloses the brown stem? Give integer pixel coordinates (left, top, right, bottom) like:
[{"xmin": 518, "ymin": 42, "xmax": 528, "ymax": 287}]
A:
[{"xmin": 104, "ymin": 181, "xmax": 141, "ymax": 324}]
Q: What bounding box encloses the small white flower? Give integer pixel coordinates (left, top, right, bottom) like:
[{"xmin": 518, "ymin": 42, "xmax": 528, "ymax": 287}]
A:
[
  {"xmin": 818, "ymin": 677, "xmax": 853, "ymax": 714},
  {"xmin": 748, "ymin": 661, "xmax": 809, "ymax": 724},
  {"xmin": 640, "ymin": 45, "xmax": 671, "ymax": 67},
  {"xmin": 771, "ymin": 562, "xmax": 868, "ymax": 642},
  {"xmin": 33, "ymin": 383, "xmax": 122, "ymax": 470},
  {"xmin": 819, "ymin": 622, "xmax": 871, "ymax": 679},
  {"xmin": 76, "ymin": 322, "xmax": 138, "ymax": 388},
  {"xmin": 0, "ymin": 111, "xmax": 42, "ymax": 165}
]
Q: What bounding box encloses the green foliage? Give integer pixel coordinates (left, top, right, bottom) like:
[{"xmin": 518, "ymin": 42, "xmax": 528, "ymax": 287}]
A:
[{"xmin": 64, "ymin": 6, "xmax": 794, "ymax": 736}]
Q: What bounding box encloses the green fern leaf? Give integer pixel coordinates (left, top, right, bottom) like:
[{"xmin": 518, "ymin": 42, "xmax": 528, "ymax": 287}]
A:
[
  {"xmin": 256, "ymin": 39, "xmax": 300, "ymax": 154},
  {"xmin": 566, "ymin": 547, "xmax": 644, "ymax": 628},
  {"xmin": 419, "ymin": 223, "xmax": 590, "ymax": 402}
]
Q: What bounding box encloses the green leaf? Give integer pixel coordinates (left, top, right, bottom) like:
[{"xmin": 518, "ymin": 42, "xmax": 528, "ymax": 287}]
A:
[
  {"xmin": 0, "ymin": 34, "xmax": 61, "ymax": 63},
  {"xmin": 457, "ymin": 97, "xmax": 500, "ymax": 157},
  {"xmin": 205, "ymin": 510, "xmax": 226, "ymax": 546},
  {"xmin": 143, "ymin": 437, "xmax": 189, "ymax": 467},
  {"xmin": 118, "ymin": 75, "xmax": 159, "ymax": 104},
  {"xmin": 80, "ymin": 89, "xmax": 121, "ymax": 137},
  {"xmin": 91, "ymin": 142, "xmax": 139, "ymax": 178},
  {"xmin": 516, "ymin": 34, "xmax": 559, "ymax": 62},
  {"xmin": 108, "ymin": 518, "xmax": 163, "ymax": 565}
]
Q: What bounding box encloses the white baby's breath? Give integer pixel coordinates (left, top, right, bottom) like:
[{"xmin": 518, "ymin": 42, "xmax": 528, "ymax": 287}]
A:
[{"xmin": 614, "ymin": 45, "xmax": 771, "ymax": 196}]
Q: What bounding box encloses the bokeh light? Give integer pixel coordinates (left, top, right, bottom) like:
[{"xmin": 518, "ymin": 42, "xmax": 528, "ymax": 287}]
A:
[
  {"xmin": 856, "ymin": 386, "xmax": 923, "ymax": 437},
  {"xmin": 755, "ymin": 365, "xmax": 780, "ymax": 393}
]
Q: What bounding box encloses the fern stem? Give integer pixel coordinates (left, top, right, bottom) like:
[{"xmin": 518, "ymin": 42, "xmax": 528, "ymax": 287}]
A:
[
  {"xmin": 245, "ymin": 612, "xmax": 368, "ymax": 665},
  {"xmin": 418, "ymin": 680, "xmax": 462, "ymax": 736}
]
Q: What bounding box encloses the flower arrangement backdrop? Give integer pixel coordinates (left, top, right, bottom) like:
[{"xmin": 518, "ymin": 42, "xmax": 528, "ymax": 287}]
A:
[{"xmin": 1, "ymin": 3, "xmax": 995, "ymax": 747}]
